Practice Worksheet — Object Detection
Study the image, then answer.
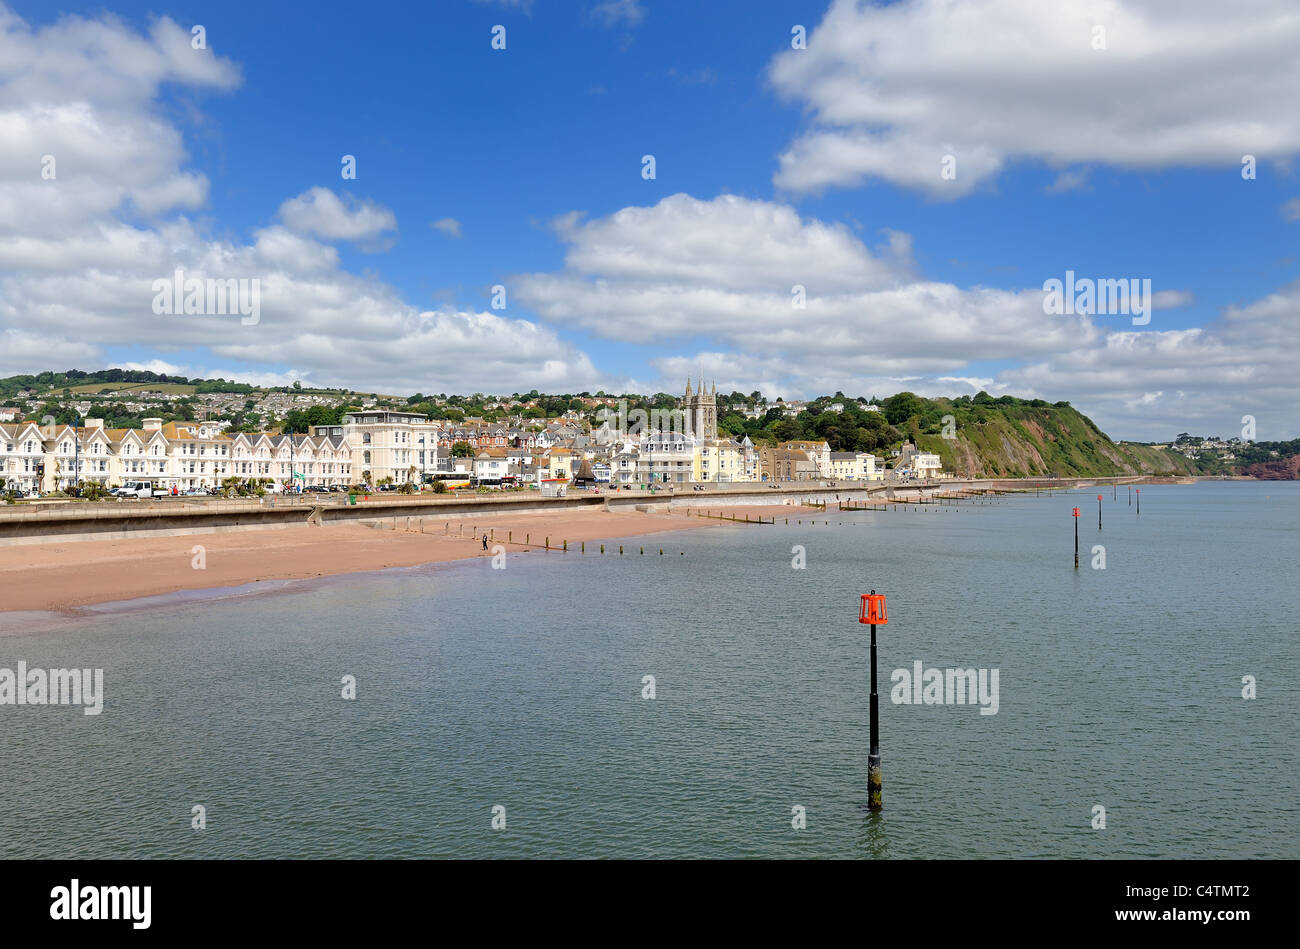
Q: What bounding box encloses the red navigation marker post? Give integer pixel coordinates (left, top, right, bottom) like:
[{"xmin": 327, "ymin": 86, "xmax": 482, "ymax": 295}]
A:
[
  {"xmin": 859, "ymin": 590, "xmax": 888, "ymax": 810},
  {"xmin": 1136, "ymin": 488, "xmax": 1141, "ymax": 515},
  {"xmin": 1098, "ymin": 494, "xmax": 1103, "ymax": 531},
  {"xmin": 1073, "ymin": 507, "xmax": 1080, "ymax": 568}
]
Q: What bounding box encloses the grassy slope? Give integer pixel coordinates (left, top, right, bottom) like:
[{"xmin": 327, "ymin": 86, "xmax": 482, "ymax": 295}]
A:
[{"xmin": 912, "ymin": 404, "xmax": 1197, "ymax": 478}]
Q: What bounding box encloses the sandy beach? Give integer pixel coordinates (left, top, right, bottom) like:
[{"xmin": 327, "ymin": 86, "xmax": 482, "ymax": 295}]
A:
[{"xmin": 0, "ymin": 507, "xmax": 732, "ymax": 614}]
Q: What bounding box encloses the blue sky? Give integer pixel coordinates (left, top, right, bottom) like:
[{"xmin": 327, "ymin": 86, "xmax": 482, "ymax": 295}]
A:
[{"xmin": 2, "ymin": 0, "xmax": 1298, "ymax": 439}]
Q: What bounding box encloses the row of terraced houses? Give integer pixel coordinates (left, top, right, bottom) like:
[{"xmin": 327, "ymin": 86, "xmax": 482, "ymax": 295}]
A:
[{"xmin": 0, "ymin": 417, "xmax": 354, "ymax": 493}]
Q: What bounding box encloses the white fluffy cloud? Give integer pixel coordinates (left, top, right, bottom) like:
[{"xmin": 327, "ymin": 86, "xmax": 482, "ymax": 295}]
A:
[
  {"xmin": 430, "ymin": 218, "xmax": 462, "ymax": 238},
  {"xmin": 278, "ymin": 187, "xmax": 397, "ymax": 244},
  {"xmin": 514, "ymin": 192, "xmax": 1299, "ymax": 439},
  {"xmin": 998, "ymin": 282, "xmax": 1300, "ymax": 439},
  {"xmin": 515, "ymin": 192, "xmax": 1097, "ymax": 370},
  {"xmin": 769, "ymin": 0, "xmax": 1300, "ymax": 196},
  {"xmin": 0, "ymin": 5, "xmax": 605, "ymax": 396}
]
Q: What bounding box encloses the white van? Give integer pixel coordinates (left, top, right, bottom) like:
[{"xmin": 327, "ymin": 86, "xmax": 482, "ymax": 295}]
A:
[{"xmin": 114, "ymin": 480, "xmax": 169, "ymax": 499}]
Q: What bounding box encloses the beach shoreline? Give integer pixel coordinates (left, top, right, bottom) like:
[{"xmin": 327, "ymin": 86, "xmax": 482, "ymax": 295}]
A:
[{"xmin": 0, "ymin": 505, "xmax": 823, "ymax": 616}]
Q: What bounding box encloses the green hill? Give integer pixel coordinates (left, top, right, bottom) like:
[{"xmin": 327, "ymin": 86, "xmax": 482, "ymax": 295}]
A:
[
  {"xmin": 903, "ymin": 397, "xmax": 1197, "ymax": 478},
  {"xmin": 718, "ymin": 390, "xmax": 1197, "ymax": 478}
]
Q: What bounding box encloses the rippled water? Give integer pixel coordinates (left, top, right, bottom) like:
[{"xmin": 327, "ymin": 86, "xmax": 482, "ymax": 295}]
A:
[{"xmin": 1, "ymin": 481, "xmax": 1296, "ymax": 858}]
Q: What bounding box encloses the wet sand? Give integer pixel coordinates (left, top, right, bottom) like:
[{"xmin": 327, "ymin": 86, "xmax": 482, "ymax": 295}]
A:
[{"xmin": 0, "ymin": 508, "xmax": 714, "ymax": 614}]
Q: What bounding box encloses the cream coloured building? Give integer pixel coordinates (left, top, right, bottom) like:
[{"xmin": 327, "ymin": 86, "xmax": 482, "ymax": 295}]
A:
[
  {"xmin": 828, "ymin": 451, "xmax": 880, "ymax": 481},
  {"xmin": 1, "ymin": 416, "xmax": 351, "ymax": 493}
]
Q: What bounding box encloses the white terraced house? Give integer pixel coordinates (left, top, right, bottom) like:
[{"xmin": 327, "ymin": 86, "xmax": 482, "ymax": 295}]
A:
[
  {"xmin": 0, "ymin": 421, "xmax": 46, "ymax": 493},
  {"xmin": 637, "ymin": 431, "xmax": 694, "ymax": 484},
  {"xmin": 0, "ymin": 416, "xmax": 351, "ymax": 494}
]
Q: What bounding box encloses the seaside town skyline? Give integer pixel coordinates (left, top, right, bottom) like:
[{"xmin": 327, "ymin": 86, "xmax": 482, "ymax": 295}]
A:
[
  {"xmin": 6, "ymin": 360, "xmax": 1276, "ymax": 495},
  {"xmin": 2, "ymin": 377, "xmax": 944, "ymax": 494},
  {"xmin": 2, "ymin": 0, "xmax": 1299, "ymax": 444}
]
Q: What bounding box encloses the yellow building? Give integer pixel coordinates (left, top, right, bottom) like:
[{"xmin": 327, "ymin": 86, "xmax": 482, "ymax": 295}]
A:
[{"xmin": 695, "ymin": 439, "xmax": 752, "ymax": 483}]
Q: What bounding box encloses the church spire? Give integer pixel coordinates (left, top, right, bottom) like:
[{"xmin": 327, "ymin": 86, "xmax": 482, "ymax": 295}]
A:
[{"xmin": 685, "ymin": 377, "xmax": 693, "ymax": 397}]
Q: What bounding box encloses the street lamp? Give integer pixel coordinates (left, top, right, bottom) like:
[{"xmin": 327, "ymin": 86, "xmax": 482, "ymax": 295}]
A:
[{"xmin": 71, "ymin": 408, "xmax": 82, "ymax": 495}]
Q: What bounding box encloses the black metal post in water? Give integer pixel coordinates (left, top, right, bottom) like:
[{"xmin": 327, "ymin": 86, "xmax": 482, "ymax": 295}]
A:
[
  {"xmin": 868, "ymin": 607, "xmax": 882, "ymax": 811},
  {"xmin": 1098, "ymin": 495, "xmax": 1103, "ymax": 531},
  {"xmin": 1128, "ymin": 485, "xmax": 1132, "ymax": 507},
  {"xmin": 1074, "ymin": 509, "xmax": 1079, "ymax": 568},
  {"xmin": 1136, "ymin": 489, "xmax": 1140, "ymax": 515}
]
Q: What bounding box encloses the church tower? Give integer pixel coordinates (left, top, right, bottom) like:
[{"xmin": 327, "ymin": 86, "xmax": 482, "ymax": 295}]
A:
[{"xmin": 682, "ymin": 377, "xmax": 717, "ymax": 439}]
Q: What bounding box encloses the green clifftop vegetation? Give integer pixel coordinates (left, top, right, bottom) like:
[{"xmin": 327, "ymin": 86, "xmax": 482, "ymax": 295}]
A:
[
  {"xmin": 905, "ymin": 395, "xmax": 1198, "ymax": 478},
  {"xmin": 719, "ymin": 390, "xmax": 1197, "ymax": 479}
]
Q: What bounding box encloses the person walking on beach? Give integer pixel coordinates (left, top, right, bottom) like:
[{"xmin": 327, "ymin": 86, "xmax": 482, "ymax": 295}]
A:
[{"xmin": 481, "ymin": 534, "xmax": 488, "ymax": 551}]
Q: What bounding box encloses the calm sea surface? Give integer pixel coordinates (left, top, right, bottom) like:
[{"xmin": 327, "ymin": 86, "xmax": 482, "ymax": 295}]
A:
[{"xmin": 1, "ymin": 481, "xmax": 1296, "ymax": 858}]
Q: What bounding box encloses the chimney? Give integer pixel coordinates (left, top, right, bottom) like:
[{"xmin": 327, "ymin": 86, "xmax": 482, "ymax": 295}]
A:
[
  {"xmin": 143, "ymin": 418, "xmax": 163, "ymax": 431},
  {"xmin": 82, "ymin": 418, "xmax": 104, "ymax": 430}
]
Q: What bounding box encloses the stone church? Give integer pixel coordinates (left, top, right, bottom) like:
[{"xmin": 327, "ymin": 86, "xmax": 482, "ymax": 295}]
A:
[{"xmin": 682, "ymin": 378, "xmax": 718, "ymax": 439}]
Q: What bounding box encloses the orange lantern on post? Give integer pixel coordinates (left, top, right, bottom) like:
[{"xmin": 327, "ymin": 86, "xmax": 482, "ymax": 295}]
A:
[
  {"xmin": 1072, "ymin": 507, "xmax": 1079, "ymax": 567},
  {"xmin": 858, "ymin": 588, "xmax": 887, "ymax": 810},
  {"xmin": 859, "ymin": 590, "xmax": 888, "ymax": 625}
]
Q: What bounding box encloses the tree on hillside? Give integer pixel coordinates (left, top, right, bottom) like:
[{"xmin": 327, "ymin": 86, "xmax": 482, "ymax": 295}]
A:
[{"xmin": 883, "ymin": 391, "xmax": 927, "ymax": 426}]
